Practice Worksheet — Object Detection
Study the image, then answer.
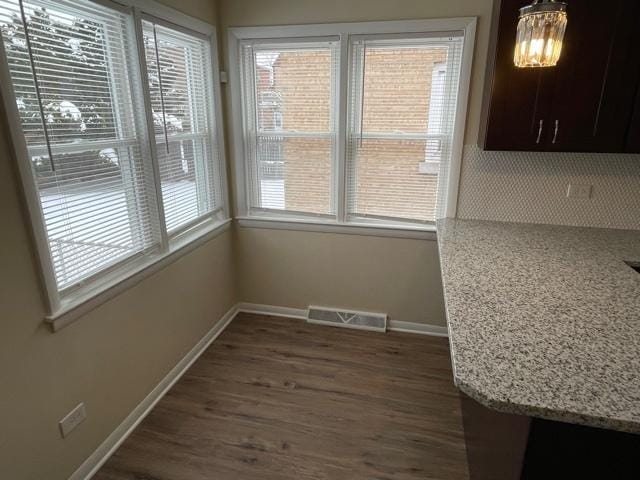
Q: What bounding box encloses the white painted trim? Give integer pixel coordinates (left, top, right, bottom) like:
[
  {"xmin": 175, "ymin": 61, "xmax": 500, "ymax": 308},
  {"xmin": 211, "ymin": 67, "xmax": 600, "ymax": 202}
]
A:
[
  {"xmin": 227, "ymin": 28, "xmax": 248, "ymax": 216},
  {"xmin": 236, "ymin": 302, "xmax": 308, "ymax": 320},
  {"xmin": 48, "ymin": 220, "xmax": 232, "ymax": 332},
  {"xmin": 336, "ymin": 34, "xmax": 349, "ymax": 223},
  {"xmin": 68, "ymin": 303, "xmax": 239, "ymax": 480},
  {"xmin": 228, "ymin": 18, "xmax": 477, "ymax": 40},
  {"xmin": 208, "ymin": 25, "xmax": 232, "ymax": 222},
  {"xmin": 236, "ymin": 217, "xmax": 437, "ymax": 240},
  {"xmin": 132, "ymin": 7, "xmax": 170, "ymax": 253},
  {"xmin": 444, "ymin": 17, "xmax": 476, "ymax": 218},
  {"xmin": 388, "ymin": 320, "xmax": 449, "ymax": 337}
]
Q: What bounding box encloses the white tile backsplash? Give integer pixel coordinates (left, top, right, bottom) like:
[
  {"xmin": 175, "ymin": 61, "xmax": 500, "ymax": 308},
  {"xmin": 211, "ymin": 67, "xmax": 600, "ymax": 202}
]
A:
[{"xmin": 456, "ymin": 145, "xmax": 640, "ymax": 230}]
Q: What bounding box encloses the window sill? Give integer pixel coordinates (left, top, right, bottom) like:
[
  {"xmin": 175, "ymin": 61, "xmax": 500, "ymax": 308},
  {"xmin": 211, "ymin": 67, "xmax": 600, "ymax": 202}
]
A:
[
  {"xmin": 45, "ymin": 217, "xmax": 232, "ymax": 332},
  {"xmin": 236, "ymin": 216, "xmax": 437, "ymax": 240}
]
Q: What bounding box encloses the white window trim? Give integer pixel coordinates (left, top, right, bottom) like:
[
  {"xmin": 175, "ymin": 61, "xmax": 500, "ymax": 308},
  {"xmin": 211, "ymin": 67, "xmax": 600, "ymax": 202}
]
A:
[
  {"xmin": 227, "ymin": 18, "xmax": 476, "ymax": 234},
  {"xmin": 239, "ymin": 37, "xmax": 340, "ymax": 217},
  {"xmin": 139, "ymin": 12, "xmax": 227, "ymax": 239},
  {"xmin": 236, "ymin": 216, "xmax": 436, "ymax": 240},
  {"xmin": 0, "ymin": 0, "xmax": 230, "ymax": 330}
]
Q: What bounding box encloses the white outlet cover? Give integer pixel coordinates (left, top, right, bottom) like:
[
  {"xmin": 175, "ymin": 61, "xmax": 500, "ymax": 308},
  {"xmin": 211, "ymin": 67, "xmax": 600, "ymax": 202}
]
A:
[
  {"xmin": 566, "ymin": 183, "xmax": 592, "ymax": 199},
  {"xmin": 59, "ymin": 403, "xmax": 86, "ymax": 438}
]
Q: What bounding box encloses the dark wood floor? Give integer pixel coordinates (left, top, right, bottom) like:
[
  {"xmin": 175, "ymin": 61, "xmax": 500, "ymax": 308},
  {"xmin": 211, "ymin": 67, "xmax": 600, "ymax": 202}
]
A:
[{"xmin": 94, "ymin": 313, "xmax": 468, "ymax": 480}]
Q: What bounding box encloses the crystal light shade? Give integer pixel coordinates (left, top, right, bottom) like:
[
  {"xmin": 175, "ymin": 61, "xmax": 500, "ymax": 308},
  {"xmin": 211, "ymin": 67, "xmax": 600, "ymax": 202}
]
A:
[{"xmin": 514, "ymin": 0, "xmax": 567, "ymax": 68}]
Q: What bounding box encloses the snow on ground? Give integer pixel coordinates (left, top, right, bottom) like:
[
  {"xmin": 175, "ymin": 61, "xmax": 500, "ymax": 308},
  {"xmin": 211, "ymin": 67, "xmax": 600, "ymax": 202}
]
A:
[{"xmin": 41, "ymin": 178, "xmax": 285, "ymax": 288}]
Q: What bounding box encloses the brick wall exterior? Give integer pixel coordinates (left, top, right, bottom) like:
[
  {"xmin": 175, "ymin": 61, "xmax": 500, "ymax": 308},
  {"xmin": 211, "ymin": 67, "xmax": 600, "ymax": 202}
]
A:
[
  {"xmin": 352, "ymin": 47, "xmax": 446, "ymax": 221},
  {"xmin": 256, "ymin": 47, "xmax": 446, "ymax": 220},
  {"xmin": 349, "ymin": 138, "xmax": 439, "ymax": 221},
  {"xmin": 269, "ymin": 50, "xmax": 333, "ymax": 214}
]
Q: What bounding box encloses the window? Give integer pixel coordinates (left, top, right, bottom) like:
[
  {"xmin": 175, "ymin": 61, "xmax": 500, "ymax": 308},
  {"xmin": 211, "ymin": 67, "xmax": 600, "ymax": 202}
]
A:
[
  {"xmin": 346, "ymin": 37, "xmax": 462, "ymax": 223},
  {"xmin": 230, "ymin": 20, "xmax": 475, "ymax": 229},
  {"xmin": 141, "ymin": 18, "xmax": 220, "ymax": 232},
  {"xmin": 0, "ymin": 0, "xmax": 226, "ymax": 317},
  {"xmin": 240, "ymin": 39, "xmax": 339, "ymax": 216}
]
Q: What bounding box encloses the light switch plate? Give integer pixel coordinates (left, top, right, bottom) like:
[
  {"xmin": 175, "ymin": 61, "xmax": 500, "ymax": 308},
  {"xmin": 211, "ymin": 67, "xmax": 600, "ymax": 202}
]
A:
[
  {"xmin": 59, "ymin": 403, "xmax": 86, "ymax": 438},
  {"xmin": 566, "ymin": 184, "xmax": 592, "ymax": 199}
]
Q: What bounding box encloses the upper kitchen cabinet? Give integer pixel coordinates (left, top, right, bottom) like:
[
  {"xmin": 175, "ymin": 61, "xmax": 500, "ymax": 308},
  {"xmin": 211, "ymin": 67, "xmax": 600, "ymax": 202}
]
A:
[
  {"xmin": 480, "ymin": 0, "xmax": 640, "ymax": 152},
  {"xmin": 626, "ymin": 84, "xmax": 640, "ymax": 152}
]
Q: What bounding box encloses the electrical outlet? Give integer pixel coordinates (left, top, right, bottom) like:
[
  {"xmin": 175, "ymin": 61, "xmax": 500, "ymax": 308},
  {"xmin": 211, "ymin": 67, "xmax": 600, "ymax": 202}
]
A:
[
  {"xmin": 566, "ymin": 183, "xmax": 592, "ymax": 199},
  {"xmin": 59, "ymin": 403, "xmax": 86, "ymax": 438}
]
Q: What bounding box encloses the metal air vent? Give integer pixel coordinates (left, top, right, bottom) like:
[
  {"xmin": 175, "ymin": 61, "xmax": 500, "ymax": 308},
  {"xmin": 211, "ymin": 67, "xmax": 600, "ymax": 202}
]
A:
[{"xmin": 307, "ymin": 306, "xmax": 387, "ymax": 332}]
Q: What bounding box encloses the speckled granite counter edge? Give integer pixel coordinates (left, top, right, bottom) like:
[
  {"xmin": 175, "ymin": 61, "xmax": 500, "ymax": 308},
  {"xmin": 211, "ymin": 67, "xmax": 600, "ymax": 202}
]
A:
[
  {"xmin": 454, "ymin": 374, "xmax": 639, "ymax": 433},
  {"xmin": 435, "ymin": 219, "xmax": 640, "ymax": 434}
]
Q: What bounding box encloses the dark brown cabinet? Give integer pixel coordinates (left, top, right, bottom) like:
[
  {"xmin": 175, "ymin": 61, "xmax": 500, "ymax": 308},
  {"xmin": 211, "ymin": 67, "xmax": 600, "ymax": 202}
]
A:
[
  {"xmin": 626, "ymin": 86, "xmax": 640, "ymax": 151},
  {"xmin": 480, "ymin": 0, "xmax": 640, "ymax": 153}
]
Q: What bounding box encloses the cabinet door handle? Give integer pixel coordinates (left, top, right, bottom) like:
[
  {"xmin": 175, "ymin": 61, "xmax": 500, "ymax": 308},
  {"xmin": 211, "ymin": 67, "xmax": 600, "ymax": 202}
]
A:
[
  {"xmin": 552, "ymin": 119, "xmax": 559, "ymax": 144},
  {"xmin": 536, "ymin": 119, "xmax": 544, "ymax": 144}
]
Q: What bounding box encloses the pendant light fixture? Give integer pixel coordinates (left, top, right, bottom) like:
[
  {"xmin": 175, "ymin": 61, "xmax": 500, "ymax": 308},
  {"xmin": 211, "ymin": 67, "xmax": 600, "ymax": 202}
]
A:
[{"xmin": 514, "ymin": 0, "xmax": 568, "ymax": 68}]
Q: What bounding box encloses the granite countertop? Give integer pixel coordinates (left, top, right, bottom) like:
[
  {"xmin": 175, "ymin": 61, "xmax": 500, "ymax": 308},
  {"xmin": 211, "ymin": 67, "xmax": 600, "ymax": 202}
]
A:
[{"xmin": 436, "ymin": 218, "xmax": 640, "ymax": 433}]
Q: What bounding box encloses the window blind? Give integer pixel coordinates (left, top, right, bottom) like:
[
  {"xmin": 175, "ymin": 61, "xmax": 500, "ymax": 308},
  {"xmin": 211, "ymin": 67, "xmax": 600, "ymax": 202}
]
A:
[
  {"xmin": 0, "ymin": 0, "xmax": 159, "ymax": 291},
  {"xmin": 346, "ymin": 35, "xmax": 463, "ymax": 223},
  {"xmin": 142, "ymin": 18, "xmax": 219, "ymax": 233},
  {"xmin": 240, "ymin": 40, "xmax": 339, "ymax": 216}
]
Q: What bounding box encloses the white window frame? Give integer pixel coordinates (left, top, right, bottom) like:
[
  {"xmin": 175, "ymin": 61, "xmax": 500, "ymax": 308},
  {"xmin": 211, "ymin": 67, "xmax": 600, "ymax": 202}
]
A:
[
  {"xmin": 0, "ymin": 0, "xmax": 229, "ymax": 330},
  {"xmin": 228, "ymin": 18, "xmax": 476, "ymax": 237},
  {"xmin": 240, "ymin": 37, "xmax": 340, "ymax": 219},
  {"xmin": 139, "ymin": 13, "xmax": 224, "ymax": 235}
]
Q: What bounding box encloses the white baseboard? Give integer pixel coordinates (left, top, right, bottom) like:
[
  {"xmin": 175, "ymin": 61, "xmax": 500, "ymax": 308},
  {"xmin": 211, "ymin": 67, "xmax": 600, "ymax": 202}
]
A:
[
  {"xmin": 237, "ymin": 302, "xmax": 448, "ymax": 337},
  {"xmin": 387, "ymin": 320, "xmax": 449, "ymax": 337},
  {"xmin": 236, "ymin": 302, "xmax": 308, "ymax": 320},
  {"xmin": 69, "ymin": 304, "xmax": 239, "ymax": 480}
]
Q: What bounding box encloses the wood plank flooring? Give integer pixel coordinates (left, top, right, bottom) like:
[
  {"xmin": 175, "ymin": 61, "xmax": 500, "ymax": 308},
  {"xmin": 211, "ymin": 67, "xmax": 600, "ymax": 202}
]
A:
[{"xmin": 94, "ymin": 313, "xmax": 469, "ymax": 480}]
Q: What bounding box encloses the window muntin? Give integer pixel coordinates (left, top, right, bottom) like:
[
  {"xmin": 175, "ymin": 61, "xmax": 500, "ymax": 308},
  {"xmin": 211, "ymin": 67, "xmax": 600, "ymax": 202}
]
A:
[
  {"xmin": 346, "ymin": 38, "xmax": 463, "ymax": 224},
  {"xmin": 142, "ymin": 19, "xmax": 220, "ymax": 233},
  {"xmin": 0, "ymin": 0, "xmax": 225, "ymax": 302},
  {"xmin": 240, "ymin": 41, "xmax": 339, "ymax": 216}
]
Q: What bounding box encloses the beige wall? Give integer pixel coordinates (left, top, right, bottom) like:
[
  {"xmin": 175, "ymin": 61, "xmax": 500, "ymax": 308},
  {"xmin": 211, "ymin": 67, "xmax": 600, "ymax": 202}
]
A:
[
  {"xmin": 237, "ymin": 228, "xmax": 446, "ymax": 325},
  {"xmin": 219, "ymin": 0, "xmax": 494, "ymax": 325},
  {"xmin": 156, "ymin": 0, "xmax": 217, "ymax": 24},
  {"xmin": 0, "ymin": 1, "xmax": 238, "ymax": 479}
]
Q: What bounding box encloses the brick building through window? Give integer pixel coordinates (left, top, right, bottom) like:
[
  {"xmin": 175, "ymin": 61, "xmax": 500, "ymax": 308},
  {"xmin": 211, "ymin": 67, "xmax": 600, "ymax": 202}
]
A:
[{"xmin": 254, "ymin": 46, "xmax": 447, "ymax": 220}]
